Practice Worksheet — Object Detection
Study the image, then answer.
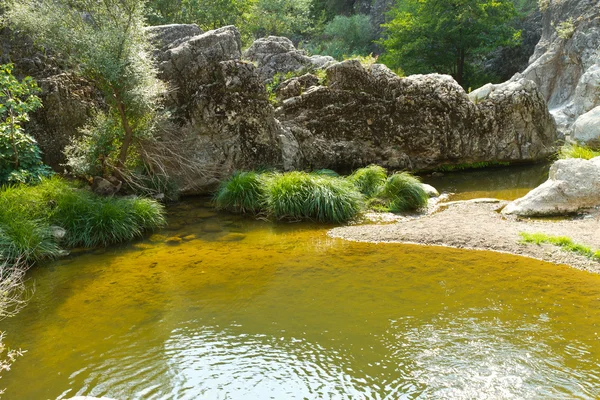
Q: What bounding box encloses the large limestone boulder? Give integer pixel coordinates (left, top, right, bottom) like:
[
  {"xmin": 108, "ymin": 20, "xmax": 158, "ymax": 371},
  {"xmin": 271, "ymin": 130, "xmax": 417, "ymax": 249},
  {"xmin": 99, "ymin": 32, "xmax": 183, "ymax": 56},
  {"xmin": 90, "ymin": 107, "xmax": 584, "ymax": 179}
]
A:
[
  {"xmin": 277, "ymin": 60, "xmax": 557, "ymax": 171},
  {"xmin": 243, "ymin": 36, "xmax": 335, "ymax": 81},
  {"xmin": 149, "ymin": 25, "xmax": 283, "ymax": 193},
  {"xmin": 502, "ymin": 157, "xmax": 600, "ymax": 216},
  {"xmin": 520, "ymin": 0, "xmax": 600, "ymax": 133},
  {"xmin": 571, "ymin": 106, "xmax": 600, "ymax": 147}
]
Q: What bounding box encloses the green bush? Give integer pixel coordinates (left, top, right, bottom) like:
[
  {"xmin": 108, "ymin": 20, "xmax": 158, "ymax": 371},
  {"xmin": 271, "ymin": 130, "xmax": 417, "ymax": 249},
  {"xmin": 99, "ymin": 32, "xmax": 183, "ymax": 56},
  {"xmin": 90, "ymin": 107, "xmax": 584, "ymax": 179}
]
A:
[
  {"xmin": 266, "ymin": 171, "xmax": 363, "ymax": 223},
  {"xmin": 380, "ymin": 172, "xmax": 428, "ymax": 212},
  {"xmin": 0, "ymin": 177, "xmax": 166, "ymax": 262},
  {"xmin": 214, "ymin": 171, "xmax": 267, "ymax": 214},
  {"xmin": 314, "ymin": 14, "xmax": 375, "ymax": 60},
  {"xmin": 0, "ymin": 64, "xmax": 52, "ymax": 185},
  {"xmin": 348, "ymin": 165, "xmax": 387, "ymax": 197}
]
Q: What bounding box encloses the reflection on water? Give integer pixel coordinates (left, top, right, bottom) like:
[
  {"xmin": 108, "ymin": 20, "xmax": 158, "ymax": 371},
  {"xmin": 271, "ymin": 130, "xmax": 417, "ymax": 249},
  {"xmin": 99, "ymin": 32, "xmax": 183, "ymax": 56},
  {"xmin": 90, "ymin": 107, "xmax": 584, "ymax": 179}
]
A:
[
  {"xmin": 2, "ymin": 197, "xmax": 600, "ymax": 399},
  {"xmin": 423, "ymin": 162, "xmax": 551, "ymax": 200}
]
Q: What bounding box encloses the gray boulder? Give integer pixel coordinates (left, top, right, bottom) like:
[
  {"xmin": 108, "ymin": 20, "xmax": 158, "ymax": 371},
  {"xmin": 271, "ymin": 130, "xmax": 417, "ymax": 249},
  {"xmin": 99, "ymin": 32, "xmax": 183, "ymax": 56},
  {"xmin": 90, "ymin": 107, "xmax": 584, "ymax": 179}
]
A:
[
  {"xmin": 571, "ymin": 106, "xmax": 600, "ymax": 147},
  {"xmin": 502, "ymin": 157, "xmax": 600, "ymax": 216},
  {"xmin": 243, "ymin": 36, "xmax": 335, "ymax": 81},
  {"xmin": 278, "ymin": 60, "xmax": 557, "ymax": 172},
  {"xmin": 520, "ymin": 0, "xmax": 600, "ymax": 133},
  {"xmin": 276, "ymin": 73, "xmax": 320, "ymax": 100},
  {"xmin": 151, "ymin": 26, "xmax": 283, "ymax": 193}
]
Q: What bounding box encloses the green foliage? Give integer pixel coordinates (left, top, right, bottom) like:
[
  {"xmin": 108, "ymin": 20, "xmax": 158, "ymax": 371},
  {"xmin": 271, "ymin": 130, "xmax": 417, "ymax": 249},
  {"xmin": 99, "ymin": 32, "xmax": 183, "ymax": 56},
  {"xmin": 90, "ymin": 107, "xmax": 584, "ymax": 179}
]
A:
[
  {"xmin": 146, "ymin": 0, "xmax": 252, "ymax": 31},
  {"xmin": 434, "ymin": 160, "xmax": 511, "ymax": 172},
  {"xmin": 380, "ymin": 172, "xmax": 428, "ymax": 212},
  {"xmin": 247, "ymin": 0, "xmax": 320, "ymax": 43},
  {"xmin": 559, "ymin": 143, "xmax": 600, "ymax": 160},
  {"xmin": 312, "ymin": 14, "xmax": 375, "ymax": 60},
  {"xmin": 8, "ymin": 0, "xmax": 167, "ymax": 177},
  {"xmin": 348, "ymin": 164, "xmax": 387, "ymax": 197},
  {"xmin": 380, "ymin": 0, "xmax": 520, "ymax": 87},
  {"xmin": 266, "ymin": 171, "xmax": 363, "ymax": 223},
  {"xmin": 519, "ymin": 232, "xmax": 600, "ymax": 261},
  {"xmin": 537, "ymin": 0, "xmax": 550, "ymax": 11},
  {"xmin": 265, "ymin": 71, "xmax": 297, "ymax": 105},
  {"xmin": 556, "ymin": 18, "xmax": 575, "ymax": 39},
  {"xmin": 0, "ymin": 64, "xmax": 52, "ymax": 185},
  {"xmin": 214, "ymin": 171, "xmax": 267, "ymax": 214},
  {"xmin": 0, "ymin": 177, "xmax": 165, "ymax": 263}
]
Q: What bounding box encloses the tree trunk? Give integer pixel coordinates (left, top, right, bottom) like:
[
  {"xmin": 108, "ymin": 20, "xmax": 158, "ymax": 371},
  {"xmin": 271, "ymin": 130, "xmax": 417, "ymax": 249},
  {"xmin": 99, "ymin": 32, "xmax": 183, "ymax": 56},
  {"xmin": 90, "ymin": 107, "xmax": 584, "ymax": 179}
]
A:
[
  {"xmin": 8, "ymin": 102, "xmax": 19, "ymax": 169},
  {"xmin": 113, "ymin": 88, "xmax": 134, "ymax": 173},
  {"xmin": 456, "ymin": 48, "xmax": 465, "ymax": 86}
]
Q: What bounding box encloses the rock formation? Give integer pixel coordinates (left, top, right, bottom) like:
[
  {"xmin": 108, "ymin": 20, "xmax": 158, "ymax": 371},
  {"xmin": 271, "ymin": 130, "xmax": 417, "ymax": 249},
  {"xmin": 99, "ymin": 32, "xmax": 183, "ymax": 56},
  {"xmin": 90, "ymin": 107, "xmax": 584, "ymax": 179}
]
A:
[
  {"xmin": 277, "ymin": 60, "xmax": 557, "ymax": 172},
  {"xmin": 503, "ymin": 157, "xmax": 600, "ymax": 216},
  {"xmin": 0, "ymin": 28, "xmax": 101, "ymax": 169},
  {"xmin": 520, "ymin": 0, "xmax": 600, "ymax": 134},
  {"xmin": 243, "ymin": 36, "xmax": 335, "ymax": 81}
]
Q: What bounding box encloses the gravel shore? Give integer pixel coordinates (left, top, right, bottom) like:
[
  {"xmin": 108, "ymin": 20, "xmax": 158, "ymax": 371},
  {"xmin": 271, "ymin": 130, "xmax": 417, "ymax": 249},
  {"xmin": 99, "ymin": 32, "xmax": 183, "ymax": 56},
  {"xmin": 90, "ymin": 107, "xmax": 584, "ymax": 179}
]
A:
[{"xmin": 328, "ymin": 201, "xmax": 600, "ymax": 273}]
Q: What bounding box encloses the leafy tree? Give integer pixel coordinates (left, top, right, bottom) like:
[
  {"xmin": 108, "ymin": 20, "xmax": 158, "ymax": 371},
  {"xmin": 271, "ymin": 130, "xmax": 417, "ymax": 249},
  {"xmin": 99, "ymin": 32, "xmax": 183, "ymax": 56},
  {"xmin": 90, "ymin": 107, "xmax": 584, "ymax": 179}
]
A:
[
  {"xmin": 311, "ymin": 0, "xmax": 357, "ymax": 19},
  {"xmin": 8, "ymin": 0, "xmax": 166, "ymax": 178},
  {"xmin": 314, "ymin": 14, "xmax": 375, "ymax": 59},
  {"xmin": 247, "ymin": 0, "xmax": 319, "ymax": 43},
  {"xmin": 0, "ymin": 64, "xmax": 52, "ymax": 185},
  {"xmin": 146, "ymin": 0, "xmax": 252, "ymax": 31},
  {"xmin": 380, "ymin": 0, "xmax": 520, "ymax": 87}
]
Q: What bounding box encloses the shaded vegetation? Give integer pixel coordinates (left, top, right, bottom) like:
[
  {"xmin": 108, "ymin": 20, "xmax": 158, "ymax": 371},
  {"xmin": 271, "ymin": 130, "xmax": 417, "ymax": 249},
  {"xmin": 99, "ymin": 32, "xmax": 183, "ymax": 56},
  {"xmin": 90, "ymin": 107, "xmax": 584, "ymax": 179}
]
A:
[
  {"xmin": 520, "ymin": 232, "xmax": 600, "ymax": 261},
  {"xmin": 0, "ymin": 177, "xmax": 165, "ymax": 263},
  {"xmin": 434, "ymin": 161, "xmax": 511, "ymax": 172}
]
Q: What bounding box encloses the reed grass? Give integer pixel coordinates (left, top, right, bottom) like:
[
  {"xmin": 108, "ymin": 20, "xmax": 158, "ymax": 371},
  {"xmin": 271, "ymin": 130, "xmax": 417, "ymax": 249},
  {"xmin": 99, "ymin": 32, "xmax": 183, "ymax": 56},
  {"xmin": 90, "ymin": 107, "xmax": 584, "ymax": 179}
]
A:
[
  {"xmin": 214, "ymin": 171, "xmax": 267, "ymax": 214},
  {"xmin": 348, "ymin": 165, "xmax": 387, "ymax": 197},
  {"xmin": 380, "ymin": 172, "xmax": 428, "ymax": 212}
]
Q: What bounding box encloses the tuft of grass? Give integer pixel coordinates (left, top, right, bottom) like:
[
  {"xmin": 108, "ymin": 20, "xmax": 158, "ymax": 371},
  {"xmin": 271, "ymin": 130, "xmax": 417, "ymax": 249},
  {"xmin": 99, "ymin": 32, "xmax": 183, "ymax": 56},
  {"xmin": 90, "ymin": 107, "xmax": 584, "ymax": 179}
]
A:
[
  {"xmin": 380, "ymin": 172, "xmax": 428, "ymax": 212},
  {"xmin": 348, "ymin": 165, "xmax": 387, "ymax": 197},
  {"xmin": 519, "ymin": 232, "xmax": 600, "ymax": 261},
  {"xmin": 266, "ymin": 171, "xmax": 363, "ymax": 223},
  {"xmin": 0, "ymin": 176, "xmax": 165, "ymax": 263},
  {"xmin": 214, "ymin": 171, "xmax": 267, "ymax": 214},
  {"xmin": 558, "ymin": 143, "xmax": 600, "ymax": 160}
]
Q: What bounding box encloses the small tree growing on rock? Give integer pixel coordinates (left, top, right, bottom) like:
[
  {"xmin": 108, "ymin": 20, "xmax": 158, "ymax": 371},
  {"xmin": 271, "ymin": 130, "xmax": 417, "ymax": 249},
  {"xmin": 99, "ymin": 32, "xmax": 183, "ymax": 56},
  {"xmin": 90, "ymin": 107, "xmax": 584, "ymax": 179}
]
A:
[{"xmin": 8, "ymin": 0, "xmax": 167, "ymax": 182}]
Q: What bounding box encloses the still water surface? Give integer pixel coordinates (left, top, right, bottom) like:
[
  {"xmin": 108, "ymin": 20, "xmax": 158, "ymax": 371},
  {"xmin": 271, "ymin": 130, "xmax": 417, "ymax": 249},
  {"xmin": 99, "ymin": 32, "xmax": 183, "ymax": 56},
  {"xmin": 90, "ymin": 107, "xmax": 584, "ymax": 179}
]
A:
[{"xmin": 3, "ymin": 166, "xmax": 600, "ymax": 399}]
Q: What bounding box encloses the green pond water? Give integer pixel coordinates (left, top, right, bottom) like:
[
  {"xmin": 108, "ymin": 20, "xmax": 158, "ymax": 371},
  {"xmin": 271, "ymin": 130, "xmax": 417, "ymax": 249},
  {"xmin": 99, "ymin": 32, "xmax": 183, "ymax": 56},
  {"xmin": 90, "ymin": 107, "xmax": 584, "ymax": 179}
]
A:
[{"xmin": 4, "ymin": 164, "xmax": 600, "ymax": 399}]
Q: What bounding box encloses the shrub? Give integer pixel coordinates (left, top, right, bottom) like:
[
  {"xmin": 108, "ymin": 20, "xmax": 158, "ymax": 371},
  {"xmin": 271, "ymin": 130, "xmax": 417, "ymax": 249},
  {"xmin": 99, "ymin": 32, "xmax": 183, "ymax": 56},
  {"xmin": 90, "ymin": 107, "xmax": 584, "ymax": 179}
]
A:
[
  {"xmin": 214, "ymin": 171, "xmax": 267, "ymax": 214},
  {"xmin": 266, "ymin": 172, "xmax": 363, "ymax": 223},
  {"xmin": 315, "ymin": 14, "xmax": 375, "ymax": 60},
  {"xmin": 0, "ymin": 64, "xmax": 52, "ymax": 185},
  {"xmin": 559, "ymin": 143, "xmax": 600, "ymax": 160},
  {"xmin": 348, "ymin": 165, "xmax": 387, "ymax": 197},
  {"xmin": 556, "ymin": 18, "xmax": 575, "ymax": 39},
  {"xmin": 380, "ymin": 172, "xmax": 428, "ymax": 212}
]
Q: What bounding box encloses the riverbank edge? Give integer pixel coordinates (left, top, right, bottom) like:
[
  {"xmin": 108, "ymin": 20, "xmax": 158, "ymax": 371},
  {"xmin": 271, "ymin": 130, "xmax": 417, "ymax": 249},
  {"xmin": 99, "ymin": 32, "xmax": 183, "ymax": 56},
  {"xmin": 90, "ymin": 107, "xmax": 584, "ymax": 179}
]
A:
[{"xmin": 328, "ymin": 201, "xmax": 600, "ymax": 274}]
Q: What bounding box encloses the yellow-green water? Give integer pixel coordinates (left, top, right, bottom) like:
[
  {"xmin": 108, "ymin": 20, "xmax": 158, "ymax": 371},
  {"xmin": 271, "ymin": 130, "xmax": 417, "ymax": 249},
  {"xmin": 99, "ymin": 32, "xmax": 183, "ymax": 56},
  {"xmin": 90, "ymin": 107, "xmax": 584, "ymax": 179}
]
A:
[
  {"xmin": 3, "ymin": 197, "xmax": 600, "ymax": 399},
  {"xmin": 423, "ymin": 162, "xmax": 550, "ymax": 201}
]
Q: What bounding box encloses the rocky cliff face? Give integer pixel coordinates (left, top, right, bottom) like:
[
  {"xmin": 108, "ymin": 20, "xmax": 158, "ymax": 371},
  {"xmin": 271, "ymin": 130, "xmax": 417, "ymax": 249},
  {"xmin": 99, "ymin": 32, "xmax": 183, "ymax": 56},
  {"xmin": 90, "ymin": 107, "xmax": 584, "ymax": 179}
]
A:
[
  {"xmin": 521, "ymin": 0, "xmax": 600, "ymax": 134},
  {"xmin": 150, "ymin": 30, "xmax": 557, "ymax": 192}
]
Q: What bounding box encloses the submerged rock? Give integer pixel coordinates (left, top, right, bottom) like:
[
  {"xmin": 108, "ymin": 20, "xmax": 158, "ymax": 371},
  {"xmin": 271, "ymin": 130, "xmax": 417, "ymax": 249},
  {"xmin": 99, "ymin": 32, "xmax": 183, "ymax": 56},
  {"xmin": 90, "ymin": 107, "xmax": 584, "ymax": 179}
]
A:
[{"xmin": 502, "ymin": 157, "xmax": 600, "ymax": 216}]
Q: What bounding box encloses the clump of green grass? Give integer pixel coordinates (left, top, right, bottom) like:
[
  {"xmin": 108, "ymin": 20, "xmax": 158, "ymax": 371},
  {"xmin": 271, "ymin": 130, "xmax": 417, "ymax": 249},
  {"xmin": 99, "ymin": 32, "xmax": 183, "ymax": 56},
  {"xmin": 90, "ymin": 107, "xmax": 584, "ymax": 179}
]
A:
[
  {"xmin": 214, "ymin": 171, "xmax": 267, "ymax": 214},
  {"xmin": 348, "ymin": 165, "xmax": 387, "ymax": 197},
  {"xmin": 266, "ymin": 172, "xmax": 363, "ymax": 223},
  {"xmin": 519, "ymin": 232, "xmax": 600, "ymax": 261},
  {"xmin": 558, "ymin": 143, "xmax": 600, "ymax": 160},
  {"xmin": 380, "ymin": 172, "xmax": 428, "ymax": 212},
  {"xmin": 311, "ymin": 169, "xmax": 339, "ymax": 177},
  {"xmin": 0, "ymin": 176, "xmax": 166, "ymax": 263}
]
